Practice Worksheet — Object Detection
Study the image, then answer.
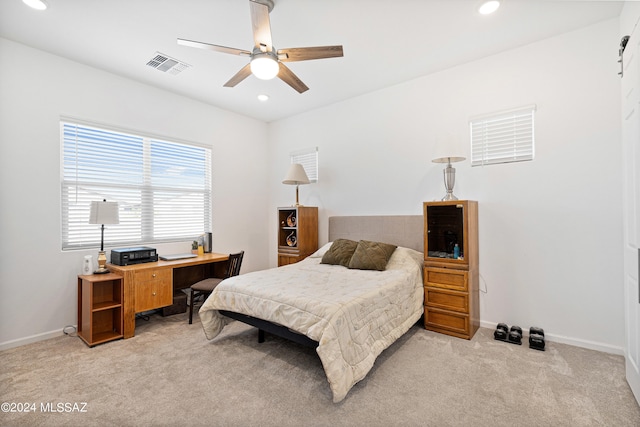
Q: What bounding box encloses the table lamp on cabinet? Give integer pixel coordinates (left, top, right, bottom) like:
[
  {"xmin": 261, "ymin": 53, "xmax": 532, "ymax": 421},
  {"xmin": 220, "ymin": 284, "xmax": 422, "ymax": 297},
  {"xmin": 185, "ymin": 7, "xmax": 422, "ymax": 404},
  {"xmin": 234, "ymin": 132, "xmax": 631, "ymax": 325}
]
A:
[
  {"xmin": 432, "ymin": 156, "xmax": 466, "ymax": 201},
  {"xmin": 282, "ymin": 163, "xmax": 310, "ymax": 206},
  {"xmin": 89, "ymin": 199, "xmax": 119, "ymax": 274}
]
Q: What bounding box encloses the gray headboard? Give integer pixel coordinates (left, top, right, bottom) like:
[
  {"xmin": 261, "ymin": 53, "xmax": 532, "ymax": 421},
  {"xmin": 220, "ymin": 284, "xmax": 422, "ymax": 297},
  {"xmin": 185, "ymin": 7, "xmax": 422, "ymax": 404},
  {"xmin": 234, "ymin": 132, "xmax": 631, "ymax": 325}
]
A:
[{"xmin": 328, "ymin": 215, "xmax": 424, "ymax": 253}]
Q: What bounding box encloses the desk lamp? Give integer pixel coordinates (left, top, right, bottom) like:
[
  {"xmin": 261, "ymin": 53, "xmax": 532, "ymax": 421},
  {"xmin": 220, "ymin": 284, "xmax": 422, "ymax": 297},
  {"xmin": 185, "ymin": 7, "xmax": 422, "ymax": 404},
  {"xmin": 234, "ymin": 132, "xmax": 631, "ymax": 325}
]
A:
[
  {"xmin": 89, "ymin": 199, "xmax": 119, "ymax": 274},
  {"xmin": 282, "ymin": 163, "xmax": 310, "ymax": 206},
  {"xmin": 432, "ymin": 156, "xmax": 465, "ymax": 201}
]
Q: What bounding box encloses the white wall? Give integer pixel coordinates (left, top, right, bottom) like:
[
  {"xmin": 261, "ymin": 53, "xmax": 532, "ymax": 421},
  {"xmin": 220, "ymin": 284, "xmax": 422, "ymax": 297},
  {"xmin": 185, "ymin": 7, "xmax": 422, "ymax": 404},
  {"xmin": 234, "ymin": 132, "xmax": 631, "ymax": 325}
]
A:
[
  {"xmin": 0, "ymin": 38, "xmax": 270, "ymax": 349},
  {"xmin": 620, "ymin": 2, "xmax": 640, "ymax": 36},
  {"xmin": 0, "ymin": 17, "xmax": 626, "ymax": 354},
  {"xmin": 268, "ymin": 19, "xmax": 624, "ymax": 353}
]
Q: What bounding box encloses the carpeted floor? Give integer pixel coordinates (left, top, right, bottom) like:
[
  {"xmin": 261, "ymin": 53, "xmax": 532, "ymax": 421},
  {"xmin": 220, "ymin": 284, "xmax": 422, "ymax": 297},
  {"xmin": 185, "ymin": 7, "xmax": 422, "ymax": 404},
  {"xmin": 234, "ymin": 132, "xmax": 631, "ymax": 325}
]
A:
[{"xmin": 1, "ymin": 311, "xmax": 639, "ymax": 427}]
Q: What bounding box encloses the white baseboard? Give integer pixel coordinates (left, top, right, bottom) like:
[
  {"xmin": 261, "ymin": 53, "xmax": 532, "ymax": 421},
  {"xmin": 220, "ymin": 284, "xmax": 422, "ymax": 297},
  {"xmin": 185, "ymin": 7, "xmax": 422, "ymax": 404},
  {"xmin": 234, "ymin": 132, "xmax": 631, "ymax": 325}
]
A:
[
  {"xmin": 479, "ymin": 321, "xmax": 624, "ymax": 356},
  {"xmin": 0, "ymin": 328, "xmax": 72, "ymax": 352}
]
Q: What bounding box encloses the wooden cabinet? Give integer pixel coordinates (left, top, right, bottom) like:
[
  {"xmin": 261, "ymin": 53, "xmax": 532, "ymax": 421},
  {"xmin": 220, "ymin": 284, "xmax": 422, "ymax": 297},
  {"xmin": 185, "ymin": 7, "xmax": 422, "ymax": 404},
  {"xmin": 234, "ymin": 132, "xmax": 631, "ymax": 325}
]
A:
[
  {"xmin": 278, "ymin": 253, "xmax": 301, "ymax": 266},
  {"xmin": 133, "ymin": 269, "xmax": 172, "ymax": 312},
  {"xmin": 77, "ymin": 273, "xmax": 123, "ymax": 347},
  {"xmin": 423, "ymin": 200, "xmax": 479, "ymax": 340},
  {"xmin": 277, "ymin": 206, "xmax": 318, "ymax": 266}
]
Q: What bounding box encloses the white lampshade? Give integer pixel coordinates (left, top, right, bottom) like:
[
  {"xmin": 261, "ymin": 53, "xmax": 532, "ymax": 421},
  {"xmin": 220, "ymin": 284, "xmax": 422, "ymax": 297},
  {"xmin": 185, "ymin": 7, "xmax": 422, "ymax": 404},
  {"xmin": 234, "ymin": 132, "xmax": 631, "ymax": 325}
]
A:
[
  {"xmin": 282, "ymin": 163, "xmax": 310, "ymax": 185},
  {"xmin": 251, "ymin": 53, "xmax": 279, "ymax": 80},
  {"xmin": 89, "ymin": 200, "xmax": 119, "ymax": 225},
  {"xmin": 432, "ymin": 156, "xmax": 466, "ymax": 165},
  {"xmin": 431, "ymin": 132, "xmax": 466, "ymax": 161},
  {"xmin": 89, "ymin": 199, "xmax": 119, "ymax": 274},
  {"xmin": 282, "ymin": 164, "xmax": 310, "ymax": 206}
]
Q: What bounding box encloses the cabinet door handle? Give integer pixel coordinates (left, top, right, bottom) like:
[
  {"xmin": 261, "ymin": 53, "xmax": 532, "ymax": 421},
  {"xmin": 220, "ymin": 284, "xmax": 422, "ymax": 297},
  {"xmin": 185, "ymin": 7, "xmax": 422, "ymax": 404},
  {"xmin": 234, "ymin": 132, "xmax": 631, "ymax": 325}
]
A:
[
  {"xmin": 152, "ymin": 292, "xmax": 156, "ymax": 296},
  {"xmin": 152, "ymin": 273, "xmax": 156, "ymax": 278}
]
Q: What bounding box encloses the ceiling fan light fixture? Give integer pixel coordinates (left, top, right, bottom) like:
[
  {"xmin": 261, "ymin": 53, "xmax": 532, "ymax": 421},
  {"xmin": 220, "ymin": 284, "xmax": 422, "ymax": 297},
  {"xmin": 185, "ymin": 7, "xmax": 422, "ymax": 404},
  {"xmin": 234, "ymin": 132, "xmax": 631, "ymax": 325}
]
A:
[
  {"xmin": 22, "ymin": 0, "xmax": 47, "ymax": 10},
  {"xmin": 250, "ymin": 53, "xmax": 279, "ymax": 80},
  {"xmin": 478, "ymin": 0, "xmax": 500, "ymax": 15},
  {"xmin": 178, "ymin": 0, "xmax": 343, "ymax": 93}
]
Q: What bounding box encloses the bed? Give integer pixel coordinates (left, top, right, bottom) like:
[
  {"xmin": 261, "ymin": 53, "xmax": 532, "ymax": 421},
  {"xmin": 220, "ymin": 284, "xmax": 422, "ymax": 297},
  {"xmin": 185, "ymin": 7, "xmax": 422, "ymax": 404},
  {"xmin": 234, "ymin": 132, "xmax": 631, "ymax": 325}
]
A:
[{"xmin": 199, "ymin": 215, "xmax": 424, "ymax": 402}]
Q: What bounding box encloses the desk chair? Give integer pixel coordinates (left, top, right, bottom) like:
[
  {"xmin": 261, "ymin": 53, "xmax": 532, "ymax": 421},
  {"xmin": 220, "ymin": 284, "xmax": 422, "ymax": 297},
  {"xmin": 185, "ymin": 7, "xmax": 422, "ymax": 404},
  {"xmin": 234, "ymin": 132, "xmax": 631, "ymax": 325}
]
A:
[{"xmin": 189, "ymin": 250, "xmax": 244, "ymax": 324}]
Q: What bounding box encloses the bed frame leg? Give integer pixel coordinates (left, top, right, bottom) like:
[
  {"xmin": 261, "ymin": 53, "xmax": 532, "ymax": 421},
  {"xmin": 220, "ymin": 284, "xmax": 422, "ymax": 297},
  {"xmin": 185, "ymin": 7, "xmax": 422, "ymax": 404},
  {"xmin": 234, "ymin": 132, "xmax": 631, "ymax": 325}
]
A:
[{"xmin": 258, "ymin": 329, "xmax": 265, "ymax": 343}]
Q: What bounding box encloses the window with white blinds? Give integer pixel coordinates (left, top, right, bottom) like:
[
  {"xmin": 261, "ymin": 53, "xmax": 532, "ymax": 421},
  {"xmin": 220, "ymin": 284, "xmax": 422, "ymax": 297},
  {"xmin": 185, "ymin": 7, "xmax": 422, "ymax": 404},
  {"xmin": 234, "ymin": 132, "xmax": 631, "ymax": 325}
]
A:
[
  {"xmin": 61, "ymin": 120, "xmax": 211, "ymax": 250},
  {"xmin": 290, "ymin": 147, "xmax": 318, "ymax": 183},
  {"xmin": 470, "ymin": 105, "xmax": 536, "ymax": 166}
]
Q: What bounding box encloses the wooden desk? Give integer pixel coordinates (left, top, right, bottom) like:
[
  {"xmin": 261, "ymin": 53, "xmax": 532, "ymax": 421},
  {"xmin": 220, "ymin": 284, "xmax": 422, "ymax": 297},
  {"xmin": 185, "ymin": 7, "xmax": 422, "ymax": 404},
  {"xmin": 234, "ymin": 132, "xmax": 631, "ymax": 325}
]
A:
[{"xmin": 107, "ymin": 253, "xmax": 229, "ymax": 338}]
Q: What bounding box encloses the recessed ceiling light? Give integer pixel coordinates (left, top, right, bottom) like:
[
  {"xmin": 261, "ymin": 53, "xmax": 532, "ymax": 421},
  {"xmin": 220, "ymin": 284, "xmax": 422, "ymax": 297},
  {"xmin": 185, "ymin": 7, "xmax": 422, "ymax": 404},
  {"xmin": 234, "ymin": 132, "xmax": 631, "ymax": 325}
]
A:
[
  {"xmin": 478, "ymin": 1, "xmax": 500, "ymax": 15},
  {"xmin": 257, "ymin": 94, "xmax": 269, "ymax": 102},
  {"xmin": 22, "ymin": 0, "xmax": 48, "ymax": 11}
]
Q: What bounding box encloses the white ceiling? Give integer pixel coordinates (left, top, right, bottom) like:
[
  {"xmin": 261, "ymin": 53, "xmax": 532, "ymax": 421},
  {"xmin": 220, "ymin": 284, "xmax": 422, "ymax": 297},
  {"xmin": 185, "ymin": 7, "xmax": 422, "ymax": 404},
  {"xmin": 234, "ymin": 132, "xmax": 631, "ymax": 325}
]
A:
[{"xmin": 0, "ymin": 0, "xmax": 625, "ymax": 122}]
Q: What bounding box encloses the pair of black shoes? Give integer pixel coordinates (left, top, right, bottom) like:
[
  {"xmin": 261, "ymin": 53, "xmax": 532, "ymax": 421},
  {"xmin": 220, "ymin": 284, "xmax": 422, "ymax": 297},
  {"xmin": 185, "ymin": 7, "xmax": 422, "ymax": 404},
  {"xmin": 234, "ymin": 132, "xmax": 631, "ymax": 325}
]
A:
[{"xmin": 494, "ymin": 323, "xmax": 545, "ymax": 351}]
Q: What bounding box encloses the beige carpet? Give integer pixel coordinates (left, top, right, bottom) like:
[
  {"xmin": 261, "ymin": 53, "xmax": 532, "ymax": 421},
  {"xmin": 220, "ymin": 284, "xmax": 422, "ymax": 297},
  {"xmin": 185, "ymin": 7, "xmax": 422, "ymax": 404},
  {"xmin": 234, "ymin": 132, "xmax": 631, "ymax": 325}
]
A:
[{"xmin": 1, "ymin": 311, "xmax": 639, "ymax": 427}]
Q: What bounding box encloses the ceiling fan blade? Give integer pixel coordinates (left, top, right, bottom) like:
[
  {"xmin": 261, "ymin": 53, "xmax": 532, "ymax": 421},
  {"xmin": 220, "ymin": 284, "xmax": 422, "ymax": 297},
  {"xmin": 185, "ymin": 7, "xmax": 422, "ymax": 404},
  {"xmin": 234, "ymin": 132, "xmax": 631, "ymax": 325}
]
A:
[
  {"xmin": 278, "ymin": 63, "xmax": 309, "ymax": 93},
  {"xmin": 250, "ymin": 0, "xmax": 273, "ymax": 51},
  {"xmin": 177, "ymin": 38, "xmax": 251, "ymax": 57},
  {"xmin": 277, "ymin": 46, "xmax": 344, "ymax": 62},
  {"xmin": 223, "ymin": 64, "xmax": 253, "ymax": 87}
]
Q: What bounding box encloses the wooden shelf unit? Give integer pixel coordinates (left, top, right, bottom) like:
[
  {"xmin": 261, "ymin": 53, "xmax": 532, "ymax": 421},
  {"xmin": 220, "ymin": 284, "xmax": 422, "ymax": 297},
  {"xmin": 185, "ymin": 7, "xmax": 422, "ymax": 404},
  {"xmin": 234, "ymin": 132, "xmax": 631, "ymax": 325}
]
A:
[
  {"xmin": 423, "ymin": 200, "xmax": 479, "ymax": 340},
  {"xmin": 277, "ymin": 206, "xmax": 318, "ymax": 266},
  {"xmin": 77, "ymin": 273, "xmax": 124, "ymax": 347}
]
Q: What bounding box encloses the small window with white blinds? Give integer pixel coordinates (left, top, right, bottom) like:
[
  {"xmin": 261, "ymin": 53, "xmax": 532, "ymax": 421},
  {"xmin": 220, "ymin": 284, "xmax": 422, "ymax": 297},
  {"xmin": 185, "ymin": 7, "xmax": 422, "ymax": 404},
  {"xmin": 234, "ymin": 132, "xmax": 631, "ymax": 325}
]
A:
[
  {"xmin": 290, "ymin": 147, "xmax": 318, "ymax": 183},
  {"xmin": 470, "ymin": 105, "xmax": 536, "ymax": 166},
  {"xmin": 61, "ymin": 120, "xmax": 211, "ymax": 250}
]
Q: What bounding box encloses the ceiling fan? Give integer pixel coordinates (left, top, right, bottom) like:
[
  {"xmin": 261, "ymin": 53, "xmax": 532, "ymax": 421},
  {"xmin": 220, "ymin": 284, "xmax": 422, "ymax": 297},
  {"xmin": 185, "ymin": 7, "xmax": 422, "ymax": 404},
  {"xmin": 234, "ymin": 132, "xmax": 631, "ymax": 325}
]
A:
[{"xmin": 177, "ymin": 0, "xmax": 343, "ymax": 94}]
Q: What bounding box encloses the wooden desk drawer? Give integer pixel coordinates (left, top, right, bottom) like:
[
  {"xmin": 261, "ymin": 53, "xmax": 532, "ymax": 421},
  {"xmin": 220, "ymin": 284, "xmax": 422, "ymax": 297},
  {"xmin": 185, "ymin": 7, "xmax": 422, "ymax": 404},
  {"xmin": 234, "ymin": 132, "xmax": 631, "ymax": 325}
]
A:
[
  {"xmin": 424, "ymin": 267, "xmax": 468, "ymax": 291},
  {"xmin": 134, "ymin": 269, "xmax": 171, "ymax": 282},
  {"xmin": 425, "ymin": 287, "xmax": 468, "ymax": 313},
  {"xmin": 424, "ymin": 306, "xmax": 470, "ymax": 336},
  {"xmin": 134, "ymin": 269, "xmax": 172, "ymax": 312}
]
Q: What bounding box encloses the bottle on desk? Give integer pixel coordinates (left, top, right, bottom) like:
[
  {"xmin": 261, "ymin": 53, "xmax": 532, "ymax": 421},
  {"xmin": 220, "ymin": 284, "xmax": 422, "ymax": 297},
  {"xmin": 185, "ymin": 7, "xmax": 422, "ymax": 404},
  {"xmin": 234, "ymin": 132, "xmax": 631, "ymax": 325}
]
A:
[{"xmin": 197, "ymin": 236, "xmax": 204, "ymax": 255}]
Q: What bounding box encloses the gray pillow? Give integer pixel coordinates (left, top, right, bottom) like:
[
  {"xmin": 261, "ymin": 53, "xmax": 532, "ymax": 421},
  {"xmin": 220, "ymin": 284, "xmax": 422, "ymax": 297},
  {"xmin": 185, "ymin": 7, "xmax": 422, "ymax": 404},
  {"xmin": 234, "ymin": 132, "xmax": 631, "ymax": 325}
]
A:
[
  {"xmin": 348, "ymin": 240, "xmax": 397, "ymax": 271},
  {"xmin": 321, "ymin": 239, "xmax": 358, "ymax": 267}
]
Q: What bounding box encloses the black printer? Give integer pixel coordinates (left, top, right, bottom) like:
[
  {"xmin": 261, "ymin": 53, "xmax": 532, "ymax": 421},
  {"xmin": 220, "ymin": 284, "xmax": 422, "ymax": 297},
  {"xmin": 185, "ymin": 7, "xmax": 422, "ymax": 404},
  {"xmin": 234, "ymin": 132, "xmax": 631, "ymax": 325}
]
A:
[{"xmin": 110, "ymin": 247, "xmax": 158, "ymax": 266}]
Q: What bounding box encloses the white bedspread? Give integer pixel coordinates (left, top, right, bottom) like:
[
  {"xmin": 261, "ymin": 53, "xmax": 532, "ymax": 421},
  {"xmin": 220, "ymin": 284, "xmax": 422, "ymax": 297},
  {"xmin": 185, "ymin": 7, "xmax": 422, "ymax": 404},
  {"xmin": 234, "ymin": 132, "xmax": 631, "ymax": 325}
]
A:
[{"xmin": 199, "ymin": 245, "xmax": 424, "ymax": 402}]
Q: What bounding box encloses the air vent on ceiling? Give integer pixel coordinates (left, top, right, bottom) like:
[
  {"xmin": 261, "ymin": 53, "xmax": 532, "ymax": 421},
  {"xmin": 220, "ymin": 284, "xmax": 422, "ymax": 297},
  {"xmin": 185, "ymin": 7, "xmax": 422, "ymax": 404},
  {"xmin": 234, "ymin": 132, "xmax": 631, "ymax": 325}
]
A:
[{"xmin": 146, "ymin": 52, "xmax": 191, "ymax": 75}]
